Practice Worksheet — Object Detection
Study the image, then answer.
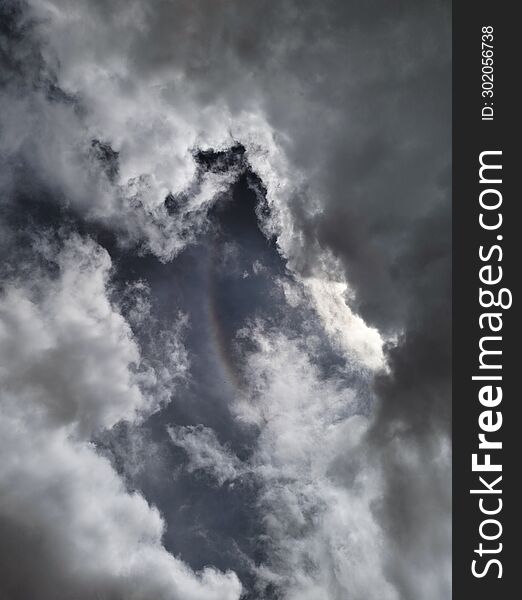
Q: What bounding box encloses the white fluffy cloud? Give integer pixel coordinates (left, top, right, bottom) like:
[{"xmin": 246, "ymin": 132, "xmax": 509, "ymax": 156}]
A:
[
  {"xmin": 303, "ymin": 276, "xmax": 385, "ymax": 370},
  {"xmin": 171, "ymin": 327, "xmax": 404, "ymax": 599},
  {"xmin": 1, "ymin": 236, "xmax": 146, "ymax": 436},
  {"xmin": 0, "ymin": 234, "xmax": 241, "ymax": 600}
]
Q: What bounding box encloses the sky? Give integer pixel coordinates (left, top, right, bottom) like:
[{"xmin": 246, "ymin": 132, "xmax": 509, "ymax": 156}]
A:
[{"xmin": 0, "ymin": 1, "xmax": 451, "ymax": 599}]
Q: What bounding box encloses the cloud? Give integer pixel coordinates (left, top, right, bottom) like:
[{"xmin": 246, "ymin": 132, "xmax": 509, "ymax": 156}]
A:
[
  {"xmin": 1, "ymin": 235, "xmax": 146, "ymax": 435},
  {"xmin": 1, "ymin": 0, "xmax": 255, "ymax": 260},
  {"xmin": 169, "ymin": 425, "xmax": 248, "ymax": 486},
  {"xmin": 0, "ymin": 233, "xmax": 241, "ymax": 600},
  {"xmin": 1, "ymin": 0, "xmax": 451, "ymax": 598},
  {"xmin": 170, "ymin": 325, "xmax": 399, "ymax": 599},
  {"xmin": 303, "ymin": 276, "xmax": 384, "ymax": 370}
]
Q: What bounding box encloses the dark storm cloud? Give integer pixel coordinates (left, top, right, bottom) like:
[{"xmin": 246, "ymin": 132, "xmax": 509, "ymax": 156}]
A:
[
  {"xmin": 1, "ymin": 0, "xmax": 451, "ymax": 598},
  {"xmin": 367, "ymin": 200, "xmax": 451, "ymax": 599},
  {"xmin": 146, "ymin": 3, "xmax": 452, "ymax": 592}
]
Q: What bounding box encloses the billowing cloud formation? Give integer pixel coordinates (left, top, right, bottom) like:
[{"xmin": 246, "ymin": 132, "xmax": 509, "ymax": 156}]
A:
[
  {"xmin": 0, "ymin": 234, "xmax": 241, "ymax": 600},
  {"xmin": 170, "ymin": 327, "xmax": 398, "ymax": 599},
  {"xmin": 1, "ymin": 0, "xmax": 450, "ymax": 598},
  {"xmin": 1, "ymin": 236, "xmax": 147, "ymax": 435}
]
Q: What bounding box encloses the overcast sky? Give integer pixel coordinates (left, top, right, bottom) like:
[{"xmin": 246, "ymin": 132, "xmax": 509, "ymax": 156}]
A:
[{"xmin": 0, "ymin": 1, "xmax": 451, "ymax": 598}]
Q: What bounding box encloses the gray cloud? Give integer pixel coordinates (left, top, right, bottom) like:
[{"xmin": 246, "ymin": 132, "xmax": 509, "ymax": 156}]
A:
[
  {"xmin": 0, "ymin": 232, "xmax": 241, "ymax": 599},
  {"xmin": 169, "ymin": 326, "xmax": 396, "ymax": 599},
  {"xmin": 1, "ymin": 1, "xmax": 451, "ymax": 598}
]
